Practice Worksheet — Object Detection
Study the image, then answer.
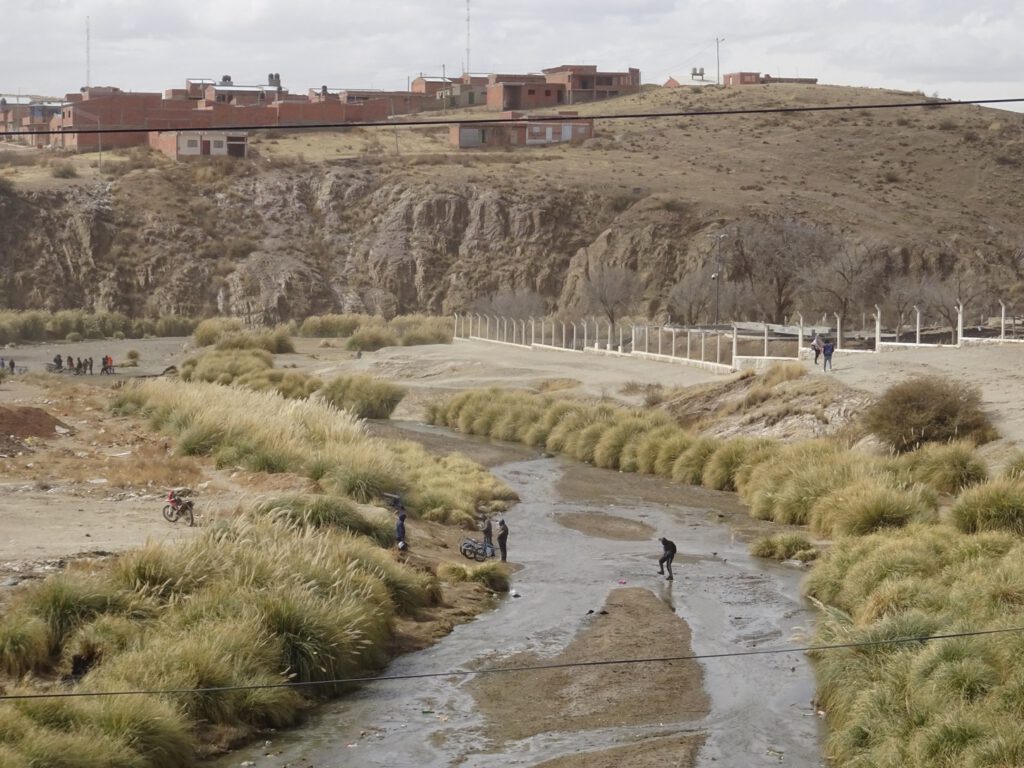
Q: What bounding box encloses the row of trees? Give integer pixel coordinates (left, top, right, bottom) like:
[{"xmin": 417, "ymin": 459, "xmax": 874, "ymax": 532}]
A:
[{"xmin": 471, "ymin": 217, "xmax": 1024, "ymax": 341}]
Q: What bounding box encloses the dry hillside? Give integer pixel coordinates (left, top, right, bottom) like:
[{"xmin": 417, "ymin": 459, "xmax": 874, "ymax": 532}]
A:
[{"xmin": 1, "ymin": 83, "xmax": 1023, "ymax": 322}]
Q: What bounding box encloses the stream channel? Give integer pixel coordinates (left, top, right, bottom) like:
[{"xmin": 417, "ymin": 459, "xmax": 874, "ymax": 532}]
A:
[{"xmin": 218, "ymin": 422, "xmax": 824, "ymax": 767}]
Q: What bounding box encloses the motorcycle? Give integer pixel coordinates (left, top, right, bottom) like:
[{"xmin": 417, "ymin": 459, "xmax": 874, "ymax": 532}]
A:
[{"xmin": 162, "ymin": 489, "xmax": 195, "ymax": 527}]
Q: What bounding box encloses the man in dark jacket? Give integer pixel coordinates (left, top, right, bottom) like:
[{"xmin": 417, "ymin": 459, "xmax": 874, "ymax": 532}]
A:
[
  {"xmin": 658, "ymin": 537, "xmax": 677, "ymax": 581},
  {"xmin": 396, "ymin": 513, "xmax": 407, "ymax": 551},
  {"xmin": 497, "ymin": 519, "xmax": 509, "ymax": 562},
  {"xmin": 482, "ymin": 518, "xmax": 494, "ymax": 557}
]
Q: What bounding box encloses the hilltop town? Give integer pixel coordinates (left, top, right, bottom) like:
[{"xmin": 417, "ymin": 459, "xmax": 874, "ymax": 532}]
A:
[{"xmin": 1, "ymin": 64, "xmax": 645, "ymax": 158}]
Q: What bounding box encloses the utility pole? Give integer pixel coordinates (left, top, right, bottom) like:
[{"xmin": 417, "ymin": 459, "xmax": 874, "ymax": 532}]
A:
[
  {"xmin": 466, "ymin": 0, "xmax": 471, "ymax": 78},
  {"xmin": 715, "ymin": 37, "xmax": 725, "ymax": 85}
]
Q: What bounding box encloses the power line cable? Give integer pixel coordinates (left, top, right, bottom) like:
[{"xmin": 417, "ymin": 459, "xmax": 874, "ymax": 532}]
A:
[
  {"xmin": 1, "ymin": 97, "xmax": 1022, "ymax": 139},
  {"xmin": 2, "ymin": 624, "xmax": 1022, "ymax": 702}
]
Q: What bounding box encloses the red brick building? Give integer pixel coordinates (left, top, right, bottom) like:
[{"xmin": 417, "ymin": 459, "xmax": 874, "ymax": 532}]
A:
[
  {"xmin": 723, "ymin": 72, "xmax": 819, "ymax": 86},
  {"xmin": 541, "ymin": 65, "xmax": 641, "ymax": 103}
]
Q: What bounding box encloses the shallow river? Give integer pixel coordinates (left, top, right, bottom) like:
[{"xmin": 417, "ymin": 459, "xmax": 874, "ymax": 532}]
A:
[{"xmin": 217, "ymin": 424, "xmax": 823, "ymax": 767}]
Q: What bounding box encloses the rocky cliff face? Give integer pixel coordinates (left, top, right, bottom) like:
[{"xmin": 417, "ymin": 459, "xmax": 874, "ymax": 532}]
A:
[
  {"xmin": 0, "ymin": 153, "xmax": 1019, "ymax": 324},
  {"xmin": 0, "ymin": 166, "xmax": 721, "ymax": 322}
]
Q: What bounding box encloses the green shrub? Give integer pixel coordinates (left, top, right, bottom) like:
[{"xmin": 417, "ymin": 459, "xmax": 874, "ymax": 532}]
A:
[
  {"xmin": 864, "ymin": 376, "xmax": 997, "ymax": 452},
  {"xmin": 951, "ymin": 480, "xmax": 1024, "ymax": 535},
  {"xmin": 750, "ymin": 533, "xmax": 816, "ymax": 560},
  {"xmin": 193, "ymin": 317, "xmax": 244, "ymax": 346},
  {"xmin": 346, "ymin": 325, "xmax": 399, "ymax": 351},
  {"xmin": 671, "ymin": 438, "xmax": 721, "ymax": 485},
  {"xmin": 703, "ymin": 438, "xmax": 772, "ymax": 491},
  {"xmin": 821, "ymin": 480, "xmax": 938, "ymax": 537},
  {"xmin": 65, "ymin": 331, "xmax": 83, "ymax": 342},
  {"xmin": 1002, "ymin": 452, "xmax": 1024, "ymax": 481},
  {"xmin": 51, "ymin": 162, "xmax": 78, "ymax": 179},
  {"xmin": 437, "ymin": 561, "xmax": 510, "ymax": 592},
  {"xmin": 254, "ymin": 495, "xmax": 394, "ymax": 545},
  {"xmin": 319, "ymin": 374, "xmax": 406, "ymax": 419},
  {"xmin": 0, "ymin": 615, "xmax": 51, "ymax": 676},
  {"xmin": 902, "ymin": 440, "xmax": 989, "ymax": 495},
  {"xmin": 299, "ymin": 313, "xmax": 371, "ymax": 337}
]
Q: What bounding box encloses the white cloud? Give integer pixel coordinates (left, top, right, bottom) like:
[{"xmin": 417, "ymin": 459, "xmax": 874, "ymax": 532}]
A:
[{"xmin": 0, "ymin": 0, "xmax": 1020, "ymax": 112}]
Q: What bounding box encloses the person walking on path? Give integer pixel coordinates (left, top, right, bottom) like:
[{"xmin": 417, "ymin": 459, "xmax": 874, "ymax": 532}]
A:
[
  {"xmin": 7, "ymin": 359, "xmax": 13, "ymax": 375},
  {"xmin": 482, "ymin": 518, "xmax": 494, "ymax": 557},
  {"xmin": 658, "ymin": 537, "xmax": 677, "ymax": 581},
  {"xmin": 822, "ymin": 340, "xmax": 835, "ymax": 372},
  {"xmin": 497, "ymin": 519, "xmax": 509, "ymax": 562},
  {"xmin": 810, "ymin": 332, "xmax": 824, "ymax": 366},
  {"xmin": 396, "ymin": 512, "xmax": 407, "ymax": 551}
]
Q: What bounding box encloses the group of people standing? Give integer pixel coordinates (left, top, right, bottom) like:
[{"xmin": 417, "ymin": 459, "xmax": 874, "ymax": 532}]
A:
[
  {"xmin": 393, "ymin": 507, "xmax": 510, "ymax": 562},
  {"xmin": 482, "ymin": 517, "xmax": 509, "ymax": 561},
  {"xmin": 0, "ymin": 357, "xmax": 15, "ymax": 375},
  {"xmin": 52, "ymin": 354, "xmax": 116, "ymax": 375},
  {"xmin": 809, "ymin": 332, "xmax": 835, "ymax": 371}
]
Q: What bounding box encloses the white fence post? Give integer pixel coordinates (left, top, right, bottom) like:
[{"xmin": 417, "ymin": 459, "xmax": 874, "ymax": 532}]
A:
[
  {"xmin": 1000, "ymin": 300, "xmax": 1007, "ymax": 341},
  {"xmin": 561, "ymin": 322, "xmax": 566, "ymax": 348},
  {"xmin": 607, "ymin": 321, "xmax": 613, "ymax": 351},
  {"xmin": 686, "ymin": 330, "xmax": 692, "ymax": 360},
  {"xmin": 485, "ymin": 315, "xmax": 491, "ymax": 339},
  {"xmin": 631, "ymin": 325, "xmax": 637, "ymax": 353},
  {"xmin": 530, "ymin": 319, "xmax": 535, "ymax": 345},
  {"xmin": 583, "ymin": 321, "xmax": 589, "ymax": 350},
  {"xmin": 956, "ymin": 301, "xmax": 964, "ymax": 347},
  {"xmin": 454, "ymin": 313, "xmax": 460, "ymax": 338},
  {"xmin": 914, "ymin": 306, "xmax": 921, "ymax": 345},
  {"xmin": 671, "ymin": 329, "xmax": 677, "ymax": 358},
  {"xmin": 834, "ymin": 313, "xmax": 842, "ymax": 351},
  {"xmin": 732, "ymin": 324, "xmax": 738, "ymax": 364},
  {"xmin": 874, "ymin": 304, "xmax": 882, "ymax": 352},
  {"xmin": 618, "ymin": 325, "xmax": 623, "ymax": 352},
  {"xmin": 658, "ymin": 326, "xmax": 663, "ymax": 356},
  {"xmin": 716, "ymin": 332, "xmax": 722, "ymax": 364},
  {"xmin": 763, "ymin": 324, "xmax": 769, "ymax": 357}
]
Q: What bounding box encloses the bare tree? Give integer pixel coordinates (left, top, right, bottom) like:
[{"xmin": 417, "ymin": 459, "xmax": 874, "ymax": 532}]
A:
[
  {"xmin": 583, "ymin": 265, "xmax": 643, "ymax": 336},
  {"xmin": 806, "ymin": 241, "xmax": 887, "ymax": 343},
  {"xmin": 472, "ymin": 288, "xmax": 548, "ymax": 320},
  {"xmin": 923, "ymin": 268, "xmax": 986, "ymax": 344},
  {"xmin": 881, "ymin": 273, "xmax": 926, "ymax": 342},
  {"xmin": 667, "ymin": 265, "xmax": 712, "ymax": 326},
  {"xmin": 727, "ymin": 217, "xmax": 831, "ymax": 324}
]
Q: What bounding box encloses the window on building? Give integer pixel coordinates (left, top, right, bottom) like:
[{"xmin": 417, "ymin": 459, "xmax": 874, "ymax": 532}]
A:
[
  {"xmin": 597, "ymin": 76, "xmax": 613, "ymax": 86},
  {"xmin": 187, "ymin": 139, "xmax": 199, "ymax": 148},
  {"xmin": 545, "ymin": 89, "xmax": 551, "ymax": 96},
  {"xmin": 213, "ymin": 140, "xmax": 224, "ymax": 149},
  {"xmin": 527, "ymin": 89, "xmax": 535, "ymax": 95}
]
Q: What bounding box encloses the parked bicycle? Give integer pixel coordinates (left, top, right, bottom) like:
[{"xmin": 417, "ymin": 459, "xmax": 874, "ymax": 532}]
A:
[
  {"xmin": 460, "ymin": 537, "xmax": 493, "ymax": 562},
  {"xmin": 162, "ymin": 488, "xmax": 195, "ymax": 527}
]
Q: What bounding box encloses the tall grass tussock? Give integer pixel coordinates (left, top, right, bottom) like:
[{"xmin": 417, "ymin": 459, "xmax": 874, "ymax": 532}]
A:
[
  {"xmin": 113, "ymin": 378, "xmax": 512, "ymax": 523},
  {"xmin": 319, "ymin": 374, "xmax": 406, "ymax": 419},
  {"xmin": 298, "ymin": 313, "xmax": 453, "ymax": 347},
  {"xmin": 0, "ymin": 511, "xmax": 437, "ymax": 766},
  {"xmin": 805, "ymin": 525, "xmax": 1024, "ymax": 766},
  {"xmin": 0, "ymin": 310, "xmax": 198, "ymax": 345}
]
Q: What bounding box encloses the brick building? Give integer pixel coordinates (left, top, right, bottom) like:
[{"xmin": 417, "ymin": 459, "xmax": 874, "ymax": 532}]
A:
[
  {"xmin": 541, "ymin": 65, "xmax": 641, "ymax": 103},
  {"xmin": 451, "ymin": 112, "xmax": 593, "ymax": 148},
  {"xmin": 149, "ymin": 130, "xmax": 248, "ymax": 159},
  {"xmin": 724, "ymin": 72, "xmax": 818, "ymax": 86}
]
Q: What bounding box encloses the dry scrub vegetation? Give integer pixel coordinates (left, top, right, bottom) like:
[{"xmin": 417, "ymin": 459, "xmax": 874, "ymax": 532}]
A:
[
  {"xmin": 0, "ymin": 310, "xmax": 198, "ymax": 344},
  {"xmin": 0, "ymin": 373, "xmax": 516, "ymax": 766},
  {"xmin": 297, "ymin": 313, "xmax": 453, "ymax": 349},
  {"xmin": 0, "ymin": 510, "xmax": 438, "ymax": 765}
]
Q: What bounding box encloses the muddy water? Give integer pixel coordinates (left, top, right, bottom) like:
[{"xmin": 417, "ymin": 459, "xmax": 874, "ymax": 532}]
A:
[{"xmin": 217, "ymin": 425, "xmax": 823, "ymax": 767}]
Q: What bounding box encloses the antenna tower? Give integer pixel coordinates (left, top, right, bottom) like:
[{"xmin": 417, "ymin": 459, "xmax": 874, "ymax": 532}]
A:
[
  {"xmin": 86, "ymin": 16, "xmax": 91, "ymax": 88},
  {"xmin": 465, "ymin": 0, "xmax": 470, "ymax": 76}
]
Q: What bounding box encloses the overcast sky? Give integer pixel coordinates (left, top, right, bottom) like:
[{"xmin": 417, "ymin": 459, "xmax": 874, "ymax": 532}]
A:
[{"xmin": 2, "ymin": 0, "xmax": 1022, "ymax": 112}]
